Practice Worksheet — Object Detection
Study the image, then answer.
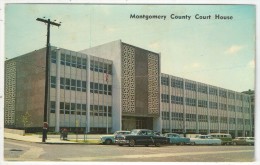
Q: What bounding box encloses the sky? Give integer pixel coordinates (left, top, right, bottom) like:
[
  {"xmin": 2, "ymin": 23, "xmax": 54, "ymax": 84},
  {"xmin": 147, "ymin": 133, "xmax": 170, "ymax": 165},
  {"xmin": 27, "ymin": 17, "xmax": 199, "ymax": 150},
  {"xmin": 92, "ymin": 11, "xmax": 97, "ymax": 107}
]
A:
[{"xmin": 3, "ymin": 3, "xmax": 256, "ymax": 92}]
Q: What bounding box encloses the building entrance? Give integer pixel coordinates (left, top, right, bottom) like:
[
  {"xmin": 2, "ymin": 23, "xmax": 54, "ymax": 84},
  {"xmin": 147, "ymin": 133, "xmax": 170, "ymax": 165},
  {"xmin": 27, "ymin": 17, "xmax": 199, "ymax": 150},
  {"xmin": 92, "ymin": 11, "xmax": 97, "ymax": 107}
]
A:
[{"xmin": 122, "ymin": 116, "xmax": 153, "ymax": 130}]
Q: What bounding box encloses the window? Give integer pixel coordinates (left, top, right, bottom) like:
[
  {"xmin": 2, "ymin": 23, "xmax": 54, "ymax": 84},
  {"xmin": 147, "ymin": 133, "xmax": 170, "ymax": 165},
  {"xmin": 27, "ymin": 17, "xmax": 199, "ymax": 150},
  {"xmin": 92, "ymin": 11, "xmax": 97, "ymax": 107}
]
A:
[
  {"xmin": 94, "ymin": 83, "xmax": 98, "ymax": 93},
  {"xmin": 65, "ymin": 78, "xmax": 70, "ymax": 90},
  {"xmin": 71, "ymin": 103, "xmax": 75, "ymax": 114},
  {"xmin": 219, "ymin": 90, "xmax": 227, "ymax": 98},
  {"xmin": 237, "ymin": 106, "xmax": 243, "ymax": 112},
  {"xmin": 209, "ymin": 101, "xmax": 218, "ymax": 109},
  {"xmin": 161, "ymin": 77, "xmax": 169, "ymax": 86},
  {"xmin": 76, "ymin": 57, "xmax": 82, "ymax": 69},
  {"xmin": 220, "ymin": 117, "xmax": 227, "ymax": 123},
  {"xmin": 98, "ymin": 62, "xmax": 104, "ymax": 72},
  {"xmin": 50, "ymin": 101, "xmax": 55, "ymax": 113},
  {"xmin": 219, "ymin": 103, "xmax": 227, "ymax": 110},
  {"xmin": 82, "ymin": 58, "xmax": 87, "ymax": 69},
  {"xmin": 60, "ymin": 102, "xmax": 64, "ymax": 114},
  {"xmin": 162, "ymin": 111, "xmax": 170, "ymax": 120},
  {"xmin": 108, "ymin": 85, "xmax": 112, "ymax": 95},
  {"xmin": 198, "ymin": 100, "xmax": 208, "ymax": 108},
  {"xmin": 185, "ymin": 82, "xmax": 196, "ymax": 91},
  {"xmin": 65, "ymin": 54, "xmax": 71, "ymax": 66},
  {"xmin": 104, "ymin": 84, "xmax": 107, "ymax": 95},
  {"xmin": 228, "ymin": 105, "xmax": 235, "ymax": 112},
  {"xmin": 77, "ymin": 104, "xmax": 81, "ymax": 115},
  {"xmin": 82, "ymin": 81, "xmax": 86, "ymax": 92},
  {"xmin": 90, "ymin": 82, "xmax": 94, "ymax": 93},
  {"xmin": 228, "ymin": 92, "xmax": 235, "ymax": 99},
  {"xmin": 61, "ymin": 53, "xmax": 65, "ymax": 65},
  {"xmin": 108, "ymin": 64, "xmax": 112, "ymax": 75},
  {"xmin": 210, "ymin": 116, "xmax": 218, "ymax": 123},
  {"xmin": 171, "ymin": 96, "xmax": 183, "ymax": 104},
  {"xmin": 209, "ymin": 87, "xmax": 218, "ymax": 96},
  {"xmin": 171, "ymin": 79, "xmax": 183, "ymax": 88},
  {"xmin": 60, "ymin": 77, "xmax": 65, "ymax": 89},
  {"xmin": 90, "ymin": 60, "xmax": 94, "ymax": 71},
  {"xmin": 71, "ymin": 79, "xmax": 76, "ymax": 91},
  {"xmin": 71, "ymin": 56, "xmax": 77, "ymax": 67},
  {"xmin": 172, "ymin": 112, "xmax": 183, "ymax": 120},
  {"xmin": 161, "ymin": 94, "xmax": 169, "ymax": 103},
  {"xmin": 244, "ymin": 107, "xmax": 250, "ymax": 113},
  {"xmin": 198, "ymin": 85, "xmax": 208, "ymax": 94},
  {"xmin": 99, "ymin": 84, "xmax": 103, "ymax": 94},
  {"xmin": 186, "ymin": 113, "xmax": 196, "ymax": 121},
  {"xmin": 237, "ymin": 118, "xmax": 244, "ymax": 124},
  {"xmin": 186, "ymin": 98, "xmax": 196, "ymax": 106},
  {"xmin": 198, "ymin": 115, "xmax": 208, "ymax": 122},
  {"xmin": 229, "ymin": 118, "xmax": 235, "ymax": 124},
  {"xmin": 51, "ymin": 76, "xmax": 56, "ymax": 88},
  {"xmin": 245, "ymin": 119, "xmax": 250, "ymax": 125},
  {"xmin": 108, "ymin": 106, "xmax": 112, "ymax": 117},
  {"xmin": 77, "ymin": 80, "xmax": 81, "ymax": 91},
  {"xmin": 51, "ymin": 51, "xmax": 57, "ymax": 63}
]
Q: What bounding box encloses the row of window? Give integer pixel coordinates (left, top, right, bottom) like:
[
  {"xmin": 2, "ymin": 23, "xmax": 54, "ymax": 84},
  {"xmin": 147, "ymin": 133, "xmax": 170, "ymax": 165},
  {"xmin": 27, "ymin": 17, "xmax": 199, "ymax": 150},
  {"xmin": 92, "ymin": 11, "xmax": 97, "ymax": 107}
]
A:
[
  {"xmin": 90, "ymin": 60, "xmax": 112, "ymax": 74},
  {"xmin": 50, "ymin": 101, "xmax": 112, "ymax": 117},
  {"xmin": 162, "ymin": 111, "xmax": 250, "ymax": 124},
  {"xmin": 51, "ymin": 51, "xmax": 113, "ymax": 75},
  {"xmin": 161, "ymin": 77, "xmax": 249, "ymax": 101},
  {"xmin": 50, "ymin": 101, "xmax": 87, "ymax": 115},
  {"xmin": 90, "ymin": 105, "xmax": 112, "ymax": 117},
  {"xmin": 161, "ymin": 94, "xmax": 250, "ymax": 112},
  {"xmin": 51, "ymin": 51, "xmax": 87, "ymax": 69},
  {"xmin": 51, "ymin": 76, "xmax": 87, "ymax": 92},
  {"xmin": 50, "ymin": 76, "xmax": 112, "ymax": 95},
  {"xmin": 90, "ymin": 82, "xmax": 112, "ymax": 95}
]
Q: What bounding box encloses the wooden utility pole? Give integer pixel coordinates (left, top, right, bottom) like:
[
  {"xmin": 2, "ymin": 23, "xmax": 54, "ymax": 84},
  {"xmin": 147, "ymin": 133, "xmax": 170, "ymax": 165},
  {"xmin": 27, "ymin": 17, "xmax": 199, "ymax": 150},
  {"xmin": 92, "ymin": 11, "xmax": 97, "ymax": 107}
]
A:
[{"xmin": 36, "ymin": 18, "xmax": 61, "ymax": 142}]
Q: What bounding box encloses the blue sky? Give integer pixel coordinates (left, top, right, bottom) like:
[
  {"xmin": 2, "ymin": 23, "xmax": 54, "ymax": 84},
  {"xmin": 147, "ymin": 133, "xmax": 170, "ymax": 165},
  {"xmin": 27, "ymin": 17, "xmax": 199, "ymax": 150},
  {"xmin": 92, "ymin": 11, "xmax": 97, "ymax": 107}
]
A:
[{"xmin": 4, "ymin": 4, "xmax": 256, "ymax": 92}]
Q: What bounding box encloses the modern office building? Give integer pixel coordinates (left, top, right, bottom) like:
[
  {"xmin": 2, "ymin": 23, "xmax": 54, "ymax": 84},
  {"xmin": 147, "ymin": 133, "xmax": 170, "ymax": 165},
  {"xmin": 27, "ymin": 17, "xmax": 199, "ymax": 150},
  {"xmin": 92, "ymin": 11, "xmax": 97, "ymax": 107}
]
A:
[{"xmin": 4, "ymin": 40, "xmax": 253, "ymax": 137}]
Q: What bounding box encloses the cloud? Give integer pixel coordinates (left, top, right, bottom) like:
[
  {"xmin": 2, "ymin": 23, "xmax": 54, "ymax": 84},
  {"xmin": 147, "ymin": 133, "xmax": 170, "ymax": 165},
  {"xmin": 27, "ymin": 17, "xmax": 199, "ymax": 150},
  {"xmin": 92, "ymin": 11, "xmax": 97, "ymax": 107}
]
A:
[{"xmin": 225, "ymin": 45, "xmax": 245, "ymax": 55}]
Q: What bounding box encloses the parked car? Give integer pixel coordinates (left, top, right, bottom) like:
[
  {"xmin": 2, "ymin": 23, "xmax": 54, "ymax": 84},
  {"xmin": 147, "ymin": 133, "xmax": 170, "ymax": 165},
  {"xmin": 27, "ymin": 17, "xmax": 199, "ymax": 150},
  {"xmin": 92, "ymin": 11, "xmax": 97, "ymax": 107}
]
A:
[
  {"xmin": 232, "ymin": 137, "xmax": 254, "ymax": 145},
  {"xmin": 115, "ymin": 129, "xmax": 168, "ymax": 147},
  {"xmin": 100, "ymin": 130, "xmax": 130, "ymax": 145},
  {"xmin": 164, "ymin": 133, "xmax": 190, "ymax": 145},
  {"xmin": 208, "ymin": 133, "xmax": 232, "ymax": 145},
  {"xmin": 190, "ymin": 135, "xmax": 221, "ymax": 145}
]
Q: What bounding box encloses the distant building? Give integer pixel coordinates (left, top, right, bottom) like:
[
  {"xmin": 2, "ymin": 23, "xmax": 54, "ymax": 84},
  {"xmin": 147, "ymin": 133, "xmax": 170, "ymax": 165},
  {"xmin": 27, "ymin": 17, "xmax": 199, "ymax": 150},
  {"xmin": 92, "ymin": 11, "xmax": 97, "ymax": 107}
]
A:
[
  {"xmin": 4, "ymin": 40, "xmax": 253, "ymax": 137},
  {"xmin": 242, "ymin": 90, "xmax": 255, "ymax": 136}
]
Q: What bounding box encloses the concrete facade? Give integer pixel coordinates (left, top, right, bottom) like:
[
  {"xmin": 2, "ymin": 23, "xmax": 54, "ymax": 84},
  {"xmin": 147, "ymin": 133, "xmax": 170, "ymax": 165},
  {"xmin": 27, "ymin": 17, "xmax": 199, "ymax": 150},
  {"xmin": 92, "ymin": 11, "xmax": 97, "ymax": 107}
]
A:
[{"xmin": 4, "ymin": 40, "xmax": 253, "ymax": 136}]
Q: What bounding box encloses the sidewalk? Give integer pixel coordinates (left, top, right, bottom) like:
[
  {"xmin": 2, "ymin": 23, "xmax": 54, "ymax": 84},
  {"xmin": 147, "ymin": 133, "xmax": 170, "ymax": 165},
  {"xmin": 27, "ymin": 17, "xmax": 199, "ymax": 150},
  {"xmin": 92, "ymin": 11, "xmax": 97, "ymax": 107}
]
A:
[{"xmin": 4, "ymin": 132, "xmax": 77, "ymax": 144}]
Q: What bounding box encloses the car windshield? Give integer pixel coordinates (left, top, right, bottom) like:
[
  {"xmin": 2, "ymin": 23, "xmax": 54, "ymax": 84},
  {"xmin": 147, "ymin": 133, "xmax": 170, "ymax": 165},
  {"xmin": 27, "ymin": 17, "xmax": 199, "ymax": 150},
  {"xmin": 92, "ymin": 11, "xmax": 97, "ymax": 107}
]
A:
[{"xmin": 130, "ymin": 130, "xmax": 139, "ymax": 135}]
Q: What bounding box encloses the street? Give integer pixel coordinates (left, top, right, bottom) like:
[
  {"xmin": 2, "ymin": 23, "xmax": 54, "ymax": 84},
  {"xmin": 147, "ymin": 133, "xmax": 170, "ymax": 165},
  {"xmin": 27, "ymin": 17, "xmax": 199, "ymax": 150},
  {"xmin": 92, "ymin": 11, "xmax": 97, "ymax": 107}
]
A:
[{"xmin": 4, "ymin": 139, "xmax": 255, "ymax": 162}]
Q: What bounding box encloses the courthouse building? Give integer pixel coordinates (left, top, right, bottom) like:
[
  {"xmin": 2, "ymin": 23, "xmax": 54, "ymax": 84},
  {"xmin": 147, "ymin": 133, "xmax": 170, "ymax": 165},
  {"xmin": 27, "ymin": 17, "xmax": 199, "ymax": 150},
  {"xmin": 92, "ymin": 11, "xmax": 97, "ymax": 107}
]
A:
[{"xmin": 4, "ymin": 40, "xmax": 253, "ymax": 137}]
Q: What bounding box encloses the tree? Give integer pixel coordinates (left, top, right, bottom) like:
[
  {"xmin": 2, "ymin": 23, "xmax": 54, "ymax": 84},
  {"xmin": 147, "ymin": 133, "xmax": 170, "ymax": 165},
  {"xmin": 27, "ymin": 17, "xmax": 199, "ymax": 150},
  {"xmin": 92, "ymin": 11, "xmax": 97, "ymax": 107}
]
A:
[{"xmin": 21, "ymin": 111, "xmax": 32, "ymax": 131}]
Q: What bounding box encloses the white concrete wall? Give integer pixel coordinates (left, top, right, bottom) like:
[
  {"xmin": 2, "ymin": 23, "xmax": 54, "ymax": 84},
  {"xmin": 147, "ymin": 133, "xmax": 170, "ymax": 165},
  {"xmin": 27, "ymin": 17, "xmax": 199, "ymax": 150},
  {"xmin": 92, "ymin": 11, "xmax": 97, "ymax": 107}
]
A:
[{"xmin": 80, "ymin": 40, "xmax": 122, "ymax": 132}]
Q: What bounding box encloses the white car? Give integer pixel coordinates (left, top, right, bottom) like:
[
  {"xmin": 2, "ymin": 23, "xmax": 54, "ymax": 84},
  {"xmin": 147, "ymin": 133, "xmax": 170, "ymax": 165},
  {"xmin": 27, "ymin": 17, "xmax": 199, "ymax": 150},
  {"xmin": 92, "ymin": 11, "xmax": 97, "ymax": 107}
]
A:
[{"xmin": 190, "ymin": 135, "xmax": 221, "ymax": 145}]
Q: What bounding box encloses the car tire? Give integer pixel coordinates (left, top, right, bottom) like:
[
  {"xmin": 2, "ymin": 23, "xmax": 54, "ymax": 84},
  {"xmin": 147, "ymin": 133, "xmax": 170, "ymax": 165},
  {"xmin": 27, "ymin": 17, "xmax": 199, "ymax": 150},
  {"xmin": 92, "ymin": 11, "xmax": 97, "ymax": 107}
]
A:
[
  {"xmin": 129, "ymin": 139, "xmax": 135, "ymax": 147},
  {"xmin": 233, "ymin": 142, "xmax": 237, "ymax": 145},
  {"xmin": 190, "ymin": 142, "xmax": 195, "ymax": 146},
  {"xmin": 118, "ymin": 144, "xmax": 123, "ymax": 146},
  {"xmin": 155, "ymin": 142, "xmax": 161, "ymax": 147},
  {"xmin": 105, "ymin": 139, "xmax": 112, "ymax": 145}
]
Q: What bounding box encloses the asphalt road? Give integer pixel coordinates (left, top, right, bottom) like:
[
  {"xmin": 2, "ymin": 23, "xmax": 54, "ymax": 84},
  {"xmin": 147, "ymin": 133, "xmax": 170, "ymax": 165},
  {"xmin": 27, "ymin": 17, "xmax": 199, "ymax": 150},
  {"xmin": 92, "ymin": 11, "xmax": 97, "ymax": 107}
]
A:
[{"xmin": 4, "ymin": 139, "xmax": 255, "ymax": 162}]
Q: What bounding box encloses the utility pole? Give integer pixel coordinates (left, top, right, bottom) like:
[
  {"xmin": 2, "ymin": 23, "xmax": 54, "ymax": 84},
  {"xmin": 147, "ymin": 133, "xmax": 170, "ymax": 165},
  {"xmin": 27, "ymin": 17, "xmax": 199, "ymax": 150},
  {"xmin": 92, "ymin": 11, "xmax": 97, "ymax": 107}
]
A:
[{"xmin": 36, "ymin": 18, "xmax": 61, "ymax": 142}]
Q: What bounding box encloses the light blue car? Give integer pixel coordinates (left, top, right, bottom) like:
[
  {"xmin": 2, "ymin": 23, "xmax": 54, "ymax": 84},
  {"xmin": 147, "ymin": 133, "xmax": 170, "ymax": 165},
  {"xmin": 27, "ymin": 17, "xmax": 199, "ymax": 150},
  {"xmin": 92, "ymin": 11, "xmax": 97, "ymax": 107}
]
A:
[
  {"xmin": 164, "ymin": 133, "xmax": 190, "ymax": 145},
  {"xmin": 100, "ymin": 131, "xmax": 131, "ymax": 145}
]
